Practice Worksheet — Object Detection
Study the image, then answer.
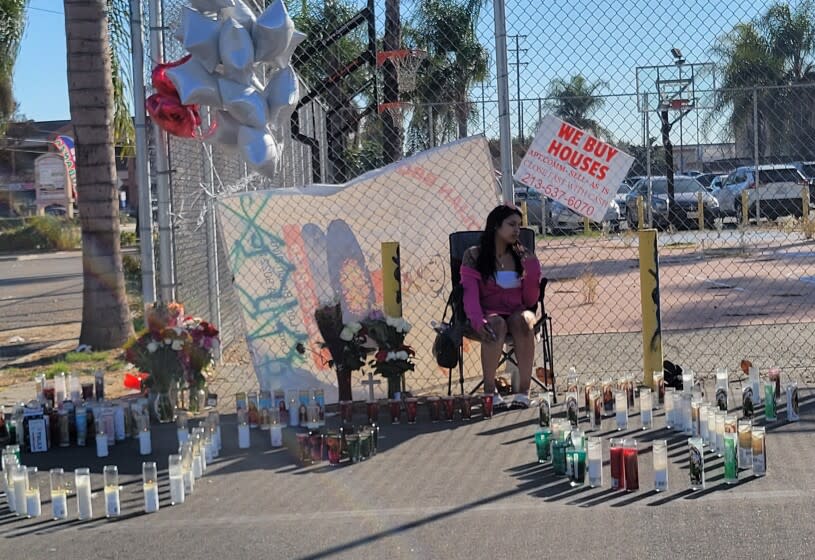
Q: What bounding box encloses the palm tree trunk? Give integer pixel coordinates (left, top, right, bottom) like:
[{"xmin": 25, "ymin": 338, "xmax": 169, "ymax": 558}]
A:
[{"xmin": 64, "ymin": 0, "xmax": 134, "ymax": 349}]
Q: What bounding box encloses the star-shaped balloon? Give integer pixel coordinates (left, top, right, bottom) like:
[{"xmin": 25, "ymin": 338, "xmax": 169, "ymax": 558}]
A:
[
  {"xmin": 273, "ymin": 30, "xmax": 306, "ymax": 70},
  {"xmin": 166, "ymin": 56, "xmax": 222, "ymax": 106},
  {"xmin": 205, "ymin": 110, "xmax": 242, "ymax": 148},
  {"xmin": 219, "ymin": 18, "xmax": 255, "ymax": 84},
  {"xmin": 219, "ymin": 79, "xmax": 267, "ymax": 129},
  {"xmin": 179, "ymin": 6, "xmax": 222, "ymax": 72},
  {"xmin": 253, "ymin": 0, "xmax": 294, "ymax": 65},
  {"xmin": 265, "ymin": 66, "xmax": 299, "ymax": 132},
  {"xmin": 238, "ymin": 126, "xmax": 280, "ymax": 177},
  {"xmin": 190, "ymin": 0, "xmax": 234, "ymax": 12},
  {"xmin": 222, "ymin": 0, "xmax": 256, "ymax": 29}
]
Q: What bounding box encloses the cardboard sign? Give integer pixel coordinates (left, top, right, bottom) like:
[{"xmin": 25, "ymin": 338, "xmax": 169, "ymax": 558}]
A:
[{"xmin": 514, "ymin": 115, "xmax": 635, "ymax": 222}]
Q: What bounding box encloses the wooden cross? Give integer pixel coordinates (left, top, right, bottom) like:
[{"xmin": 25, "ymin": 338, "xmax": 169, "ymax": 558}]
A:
[{"xmin": 361, "ymin": 371, "xmax": 381, "ymax": 402}]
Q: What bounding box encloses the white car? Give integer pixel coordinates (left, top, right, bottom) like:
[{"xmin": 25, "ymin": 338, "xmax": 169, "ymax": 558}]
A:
[
  {"xmin": 548, "ymin": 199, "xmax": 621, "ymax": 234},
  {"xmin": 715, "ymin": 165, "xmax": 810, "ymax": 220}
]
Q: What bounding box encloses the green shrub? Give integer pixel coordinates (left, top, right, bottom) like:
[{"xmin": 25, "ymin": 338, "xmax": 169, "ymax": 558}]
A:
[
  {"xmin": 0, "ymin": 216, "xmax": 80, "ymax": 252},
  {"xmin": 120, "ymin": 230, "xmax": 138, "ymax": 246}
]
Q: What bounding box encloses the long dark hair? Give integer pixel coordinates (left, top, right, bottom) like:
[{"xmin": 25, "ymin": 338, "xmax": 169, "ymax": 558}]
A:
[{"xmin": 475, "ymin": 205, "xmax": 523, "ymax": 282}]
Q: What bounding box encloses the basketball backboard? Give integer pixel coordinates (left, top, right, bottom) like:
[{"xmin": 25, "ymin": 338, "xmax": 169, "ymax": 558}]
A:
[{"xmin": 635, "ymin": 62, "xmax": 716, "ymax": 113}]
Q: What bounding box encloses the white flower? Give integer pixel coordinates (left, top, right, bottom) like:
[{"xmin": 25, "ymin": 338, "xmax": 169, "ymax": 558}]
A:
[
  {"xmin": 349, "ymin": 322, "xmax": 363, "ymax": 333},
  {"xmin": 386, "ymin": 352, "xmax": 395, "ymax": 361},
  {"xmin": 171, "ymin": 340, "xmax": 184, "ymax": 351},
  {"xmin": 396, "ymin": 351, "xmax": 409, "ymax": 360},
  {"xmin": 339, "ymin": 327, "xmax": 354, "ymax": 341},
  {"xmin": 163, "ymin": 338, "xmax": 172, "ymax": 346},
  {"xmin": 401, "ymin": 319, "xmax": 412, "ymax": 334},
  {"xmin": 147, "ymin": 341, "xmax": 159, "ymax": 353}
]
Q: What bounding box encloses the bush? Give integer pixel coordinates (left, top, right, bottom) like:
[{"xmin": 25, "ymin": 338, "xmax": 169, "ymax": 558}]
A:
[
  {"xmin": 0, "ymin": 215, "xmax": 80, "ymax": 253},
  {"xmin": 121, "ymin": 230, "xmax": 138, "ymax": 246}
]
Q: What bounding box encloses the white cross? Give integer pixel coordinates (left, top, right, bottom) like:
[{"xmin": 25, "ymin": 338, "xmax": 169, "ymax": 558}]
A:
[{"xmin": 361, "ymin": 371, "xmax": 381, "ymax": 402}]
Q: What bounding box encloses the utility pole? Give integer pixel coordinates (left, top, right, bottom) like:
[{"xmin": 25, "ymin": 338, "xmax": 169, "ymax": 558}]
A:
[
  {"xmin": 507, "ymin": 34, "xmax": 528, "ymax": 141},
  {"xmin": 382, "ymin": 0, "xmax": 401, "ymax": 164}
]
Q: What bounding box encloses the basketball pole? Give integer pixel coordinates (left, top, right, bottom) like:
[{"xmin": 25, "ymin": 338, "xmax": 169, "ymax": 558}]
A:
[
  {"xmin": 493, "ymin": 0, "xmax": 515, "ymax": 204},
  {"xmin": 383, "ymin": 0, "xmax": 401, "ymax": 165}
]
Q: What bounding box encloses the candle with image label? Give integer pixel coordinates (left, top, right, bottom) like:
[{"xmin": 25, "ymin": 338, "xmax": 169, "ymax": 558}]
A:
[{"xmin": 752, "ymin": 426, "xmax": 767, "ymax": 476}]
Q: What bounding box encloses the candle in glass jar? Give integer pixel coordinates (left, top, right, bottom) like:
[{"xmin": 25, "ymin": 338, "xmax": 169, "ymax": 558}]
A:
[
  {"xmin": 706, "ymin": 406, "xmax": 717, "ymax": 453},
  {"xmin": 168, "ymin": 454, "xmax": 185, "ymax": 505},
  {"xmin": 95, "ymin": 417, "xmax": 109, "ymax": 457},
  {"xmin": 13, "ymin": 464, "xmax": 28, "ymax": 516},
  {"xmin": 539, "ymin": 392, "xmax": 552, "ymax": 428},
  {"xmin": 764, "ymin": 382, "xmax": 777, "ymax": 422},
  {"xmin": 786, "ymin": 383, "xmax": 800, "ymax": 422},
  {"xmin": 682, "ymin": 370, "xmax": 693, "ymax": 394},
  {"xmin": 752, "ymin": 426, "xmax": 766, "ymax": 476},
  {"xmin": 723, "ymin": 432, "xmax": 738, "ymax": 484},
  {"xmin": 192, "ymin": 430, "xmax": 204, "ymax": 478},
  {"xmin": 714, "ymin": 411, "xmax": 726, "ymax": 458},
  {"xmin": 50, "ymin": 468, "xmax": 68, "ymax": 520},
  {"xmin": 664, "ymin": 387, "xmax": 675, "ymax": 429},
  {"xmin": 609, "ymin": 438, "xmax": 625, "ymax": 490},
  {"xmin": 688, "ymin": 437, "xmax": 705, "ymax": 491},
  {"xmin": 237, "ymin": 408, "xmax": 251, "ymax": 449},
  {"xmin": 614, "ymin": 390, "xmax": 628, "ymax": 430},
  {"xmin": 142, "ymin": 462, "xmax": 160, "ymax": 513},
  {"xmin": 94, "ymin": 370, "xmax": 105, "ymax": 401},
  {"xmin": 103, "ymin": 465, "xmax": 120, "ymax": 518},
  {"xmin": 737, "ymin": 419, "xmax": 752, "ymax": 470},
  {"xmin": 209, "ymin": 411, "xmax": 222, "ymax": 451},
  {"xmin": 653, "ymin": 440, "xmax": 668, "ymax": 492},
  {"xmin": 181, "ymin": 442, "xmax": 195, "ymax": 495},
  {"xmin": 589, "ymin": 390, "xmax": 602, "ymax": 431},
  {"xmin": 587, "ymin": 437, "xmax": 603, "ymax": 488},
  {"xmin": 653, "ymin": 372, "xmax": 665, "ymax": 407},
  {"xmin": 640, "ymin": 388, "xmax": 653, "ymax": 430},
  {"xmin": 55, "ymin": 372, "xmax": 67, "ymax": 406},
  {"xmin": 270, "ymin": 425, "xmax": 283, "ymax": 448},
  {"xmin": 682, "ymin": 394, "xmax": 693, "ymax": 435},
  {"xmin": 75, "ymin": 468, "xmax": 93, "ymax": 520},
  {"xmin": 699, "ymin": 404, "xmax": 710, "ymax": 445},
  {"xmin": 177, "ymin": 412, "xmax": 189, "ymax": 445},
  {"xmin": 714, "ymin": 368, "xmax": 729, "ymax": 411},
  {"xmin": 623, "ymin": 440, "xmax": 639, "ymax": 492},
  {"xmin": 139, "ymin": 413, "xmax": 152, "ymax": 456},
  {"xmin": 25, "ymin": 466, "xmax": 40, "ymax": 518}
]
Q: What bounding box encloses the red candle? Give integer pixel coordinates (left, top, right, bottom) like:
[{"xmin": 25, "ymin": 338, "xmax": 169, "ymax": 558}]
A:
[
  {"xmin": 442, "ymin": 397, "xmax": 455, "ymax": 422},
  {"xmin": 428, "ymin": 398, "xmax": 441, "ymax": 423},
  {"xmin": 481, "ymin": 394, "xmax": 494, "ymax": 419},
  {"xmin": 623, "ymin": 446, "xmax": 639, "ymax": 491},
  {"xmin": 339, "ymin": 400, "xmax": 353, "ymax": 423},
  {"xmin": 459, "ymin": 396, "xmax": 472, "ymax": 420},
  {"xmin": 609, "ymin": 442, "xmax": 625, "ymax": 490},
  {"xmin": 366, "ymin": 402, "xmax": 380, "ymax": 424},
  {"xmin": 389, "ymin": 399, "xmax": 401, "ymax": 424},
  {"xmin": 405, "ymin": 398, "xmax": 419, "ymax": 424}
]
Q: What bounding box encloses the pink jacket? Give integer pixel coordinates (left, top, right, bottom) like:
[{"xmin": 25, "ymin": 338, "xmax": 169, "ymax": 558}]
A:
[{"xmin": 460, "ymin": 257, "xmax": 542, "ymax": 329}]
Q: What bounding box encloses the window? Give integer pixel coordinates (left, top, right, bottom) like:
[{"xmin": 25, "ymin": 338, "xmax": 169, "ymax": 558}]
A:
[
  {"xmin": 617, "ymin": 184, "xmax": 631, "ymax": 194},
  {"xmin": 759, "ymin": 168, "xmax": 804, "ymax": 184}
]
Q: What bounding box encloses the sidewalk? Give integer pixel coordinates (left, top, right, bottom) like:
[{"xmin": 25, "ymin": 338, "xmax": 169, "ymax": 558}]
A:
[{"xmin": 2, "ymin": 384, "xmax": 813, "ymax": 559}]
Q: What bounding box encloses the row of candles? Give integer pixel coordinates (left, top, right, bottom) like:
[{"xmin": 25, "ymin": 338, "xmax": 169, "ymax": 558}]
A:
[{"xmin": 1, "ymin": 412, "xmax": 223, "ymax": 519}]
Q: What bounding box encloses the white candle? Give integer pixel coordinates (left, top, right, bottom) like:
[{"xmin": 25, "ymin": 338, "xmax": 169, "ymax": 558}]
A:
[
  {"xmin": 653, "ymin": 440, "xmax": 669, "ymax": 492},
  {"xmin": 143, "ymin": 482, "xmax": 160, "ymax": 513},
  {"xmin": 6, "ymin": 478, "xmax": 16, "ymax": 513},
  {"xmin": 205, "ymin": 441, "xmax": 214, "ymax": 464},
  {"xmin": 13, "ymin": 470, "xmax": 27, "ymax": 516},
  {"xmin": 26, "ymin": 489, "xmax": 41, "ymax": 518},
  {"xmin": 75, "ymin": 478, "xmax": 93, "ymax": 520},
  {"xmin": 139, "ymin": 431, "xmax": 152, "ymax": 455},
  {"xmin": 183, "ymin": 470, "xmax": 195, "ymax": 495},
  {"xmin": 177, "ymin": 429, "xmax": 189, "ymax": 445},
  {"xmin": 640, "ymin": 389, "xmax": 653, "ymax": 430},
  {"xmin": 51, "ymin": 491, "xmax": 67, "ymax": 520},
  {"xmin": 113, "ymin": 405, "xmax": 126, "ymax": 441},
  {"xmin": 270, "ymin": 425, "xmax": 283, "ymax": 447},
  {"xmin": 192, "ymin": 454, "xmax": 203, "ymax": 479},
  {"xmin": 216, "ymin": 425, "xmax": 222, "ymax": 451},
  {"xmin": 104, "ymin": 486, "xmax": 120, "ymax": 518},
  {"xmin": 238, "ymin": 424, "xmax": 251, "ymax": 449},
  {"xmin": 615, "ymin": 391, "xmax": 628, "ymax": 430},
  {"xmin": 96, "ymin": 433, "xmax": 109, "ymax": 457},
  {"xmin": 169, "ymin": 476, "xmax": 185, "ymax": 505}
]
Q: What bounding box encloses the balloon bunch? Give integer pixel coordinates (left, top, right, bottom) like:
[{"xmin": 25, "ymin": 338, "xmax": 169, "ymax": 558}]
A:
[{"xmin": 149, "ymin": 0, "xmax": 305, "ymax": 177}]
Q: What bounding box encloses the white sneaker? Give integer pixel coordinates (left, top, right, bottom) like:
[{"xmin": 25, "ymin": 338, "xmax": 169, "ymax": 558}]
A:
[
  {"xmin": 493, "ymin": 392, "xmax": 508, "ymax": 410},
  {"xmin": 511, "ymin": 393, "xmax": 531, "ymax": 409}
]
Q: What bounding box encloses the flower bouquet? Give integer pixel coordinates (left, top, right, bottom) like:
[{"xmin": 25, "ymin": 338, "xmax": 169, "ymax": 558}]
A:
[
  {"xmin": 314, "ymin": 302, "xmax": 374, "ymax": 401},
  {"xmin": 363, "ymin": 314, "xmax": 414, "ymax": 398}
]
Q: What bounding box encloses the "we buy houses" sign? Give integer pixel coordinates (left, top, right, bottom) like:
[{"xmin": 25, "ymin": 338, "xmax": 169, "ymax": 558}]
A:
[{"xmin": 514, "ymin": 115, "xmax": 634, "ymax": 222}]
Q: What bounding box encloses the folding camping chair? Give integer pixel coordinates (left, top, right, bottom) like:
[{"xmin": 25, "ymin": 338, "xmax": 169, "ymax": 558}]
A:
[{"xmin": 444, "ymin": 228, "xmax": 555, "ymax": 398}]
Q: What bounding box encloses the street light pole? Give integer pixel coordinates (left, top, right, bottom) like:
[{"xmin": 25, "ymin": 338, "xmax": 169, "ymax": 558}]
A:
[{"xmin": 493, "ymin": 0, "xmax": 514, "ymax": 203}]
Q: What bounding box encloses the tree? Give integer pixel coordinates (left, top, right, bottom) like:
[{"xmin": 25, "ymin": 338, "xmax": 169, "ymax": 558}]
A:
[
  {"xmin": 712, "ymin": 1, "xmax": 815, "ymax": 159},
  {"xmin": 406, "ymin": 0, "xmax": 489, "ymax": 152},
  {"xmin": 0, "ymin": 0, "xmax": 28, "ymax": 134},
  {"xmin": 64, "ymin": 0, "xmax": 133, "ymax": 348},
  {"xmin": 544, "ymin": 74, "xmax": 609, "ymax": 139}
]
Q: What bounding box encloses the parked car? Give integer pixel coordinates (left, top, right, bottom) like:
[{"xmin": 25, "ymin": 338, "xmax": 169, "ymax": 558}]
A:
[
  {"xmin": 513, "ymin": 184, "xmax": 545, "ymax": 232},
  {"xmin": 615, "ymin": 183, "xmax": 631, "ymax": 220},
  {"xmin": 548, "ymin": 199, "xmax": 621, "ymax": 234},
  {"xmin": 790, "ymin": 161, "xmax": 815, "ymax": 201},
  {"xmin": 626, "ymin": 176, "xmax": 720, "ymax": 230},
  {"xmin": 709, "ymin": 174, "xmax": 727, "ymax": 194},
  {"xmin": 714, "ymin": 165, "xmax": 810, "ymax": 221},
  {"xmin": 694, "ymin": 173, "xmax": 720, "ymax": 192}
]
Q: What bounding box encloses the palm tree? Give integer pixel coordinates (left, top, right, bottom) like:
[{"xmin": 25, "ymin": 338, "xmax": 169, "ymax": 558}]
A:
[
  {"xmin": 544, "ymin": 74, "xmax": 609, "ymax": 139},
  {"xmin": 406, "ymin": 0, "xmax": 489, "ymax": 152},
  {"xmin": 712, "ymin": 1, "xmax": 815, "ymax": 159},
  {"xmin": 64, "ymin": 0, "xmax": 133, "ymax": 348},
  {"xmin": 0, "ymin": 0, "xmax": 28, "ymax": 133}
]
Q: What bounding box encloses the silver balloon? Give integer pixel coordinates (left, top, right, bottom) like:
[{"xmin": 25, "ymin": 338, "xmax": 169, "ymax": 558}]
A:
[
  {"xmin": 238, "ymin": 126, "xmax": 280, "ymax": 177},
  {"xmin": 179, "ymin": 6, "xmax": 221, "ymax": 72},
  {"xmin": 219, "ymin": 79, "xmax": 267, "ymax": 129},
  {"xmin": 222, "ymin": 0, "xmax": 256, "ymax": 29},
  {"xmin": 272, "ymin": 30, "xmax": 306, "ymax": 70},
  {"xmin": 166, "ymin": 56, "xmax": 222, "ymax": 106},
  {"xmin": 254, "ymin": 0, "xmax": 294, "ymax": 65},
  {"xmin": 264, "ymin": 65, "xmax": 299, "ymax": 132},
  {"xmin": 190, "ymin": 0, "xmax": 235, "ymax": 12},
  {"xmin": 219, "ymin": 18, "xmax": 255, "ymax": 85},
  {"xmin": 205, "ymin": 110, "xmax": 242, "ymax": 148}
]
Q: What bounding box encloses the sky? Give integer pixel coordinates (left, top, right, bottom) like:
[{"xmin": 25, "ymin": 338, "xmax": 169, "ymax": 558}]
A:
[{"xmin": 13, "ymin": 0, "xmax": 775, "ymax": 144}]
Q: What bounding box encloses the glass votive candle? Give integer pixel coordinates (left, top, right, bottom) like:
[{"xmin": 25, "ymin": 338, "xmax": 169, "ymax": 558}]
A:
[
  {"xmin": 405, "ymin": 397, "xmax": 419, "ymax": 424},
  {"xmin": 764, "ymin": 381, "xmax": 777, "ymax": 422},
  {"xmin": 653, "ymin": 372, "xmax": 665, "ymax": 407},
  {"xmin": 569, "ymin": 448, "xmax": 587, "ymax": 487},
  {"xmin": 168, "ymin": 454, "xmax": 185, "ymax": 505},
  {"xmin": 539, "ymin": 391, "xmax": 552, "ymax": 427},
  {"xmin": 103, "ymin": 465, "xmax": 120, "ymax": 518},
  {"xmin": 653, "ymin": 440, "xmax": 668, "ymax": 492},
  {"xmin": 570, "ymin": 429, "xmax": 585, "ymax": 451},
  {"xmin": 25, "ymin": 466, "xmax": 41, "ymax": 518},
  {"xmin": 75, "ymin": 467, "xmax": 93, "ymax": 520},
  {"xmin": 786, "ymin": 383, "xmax": 800, "ymax": 422},
  {"xmin": 640, "ymin": 388, "xmax": 653, "ymax": 430},
  {"xmin": 459, "ymin": 395, "xmax": 472, "ymax": 420},
  {"xmin": 326, "ymin": 432, "xmax": 343, "ymax": 466},
  {"xmin": 442, "ymin": 396, "xmax": 455, "ymax": 422},
  {"xmin": 181, "ymin": 442, "xmax": 195, "ymax": 495},
  {"xmin": 480, "ymin": 394, "xmax": 493, "ymax": 420},
  {"xmin": 259, "ymin": 406, "xmax": 271, "ymax": 430},
  {"xmin": 682, "ymin": 371, "xmax": 693, "ymax": 394},
  {"xmin": 688, "ymin": 437, "xmax": 705, "ymax": 491},
  {"xmin": 142, "ymin": 462, "xmax": 160, "ymax": 513},
  {"xmin": 752, "ymin": 426, "xmax": 767, "ymax": 476},
  {"xmin": 614, "ymin": 390, "xmax": 628, "ymax": 430},
  {"xmin": 584, "ymin": 381, "xmax": 595, "ymax": 418},
  {"xmin": 237, "ymin": 408, "xmax": 251, "ymax": 449},
  {"xmin": 724, "ymin": 414, "xmax": 738, "ymax": 440},
  {"xmin": 587, "ymin": 437, "xmax": 603, "ymax": 488},
  {"xmin": 623, "ymin": 440, "xmax": 639, "ymax": 492},
  {"xmin": 345, "ymin": 433, "xmax": 361, "ymax": 464},
  {"xmin": 714, "ymin": 410, "xmax": 726, "ymax": 458},
  {"xmin": 427, "ymin": 397, "xmax": 441, "ymax": 423},
  {"xmin": 12, "ymin": 464, "xmax": 28, "ymax": 516},
  {"xmin": 296, "ymin": 433, "xmax": 312, "ymax": 466},
  {"xmin": 691, "ymin": 399, "xmax": 701, "ymax": 437},
  {"xmin": 723, "ymin": 432, "xmax": 738, "ymax": 484},
  {"xmin": 138, "ymin": 413, "xmax": 152, "ymax": 456},
  {"xmin": 389, "ymin": 399, "xmax": 401, "ymax": 424},
  {"xmin": 208, "ymin": 411, "xmax": 222, "ymax": 451},
  {"xmin": 359, "ymin": 429, "xmax": 372, "ymax": 461},
  {"xmin": 534, "ymin": 428, "xmax": 552, "ymax": 463},
  {"xmin": 767, "ymin": 367, "xmax": 781, "ymax": 400},
  {"xmin": 682, "ymin": 394, "xmax": 693, "ymax": 435},
  {"xmin": 589, "ymin": 390, "xmax": 602, "ymax": 431},
  {"xmin": 706, "ymin": 406, "xmax": 717, "ymax": 453},
  {"xmin": 609, "ymin": 438, "xmax": 625, "ymax": 490},
  {"xmin": 714, "ymin": 368, "xmax": 729, "ymax": 411},
  {"xmin": 551, "ymin": 439, "xmax": 569, "ymax": 476},
  {"xmin": 663, "ymin": 387, "xmax": 675, "ymax": 429},
  {"xmin": 699, "ymin": 404, "xmax": 710, "ymax": 445},
  {"xmin": 270, "ymin": 408, "xmax": 283, "ymax": 448},
  {"xmin": 369, "ymin": 423, "xmax": 380, "ymax": 454},
  {"xmin": 50, "ymin": 468, "xmax": 68, "ymax": 520},
  {"xmin": 738, "ymin": 418, "xmax": 752, "ymax": 470},
  {"xmin": 366, "ymin": 401, "xmax": 380, "ymax": 424},
  {"xmin": 81, "ymin": 382, "xmax": 94, "ymax": 402},
  {"xmin": 309, "ymin": 431, "xmax": 323, "ymax": 463},
  {"xmin": 339, "ymin": 400, "xmax": 354, "ymax": 424}
]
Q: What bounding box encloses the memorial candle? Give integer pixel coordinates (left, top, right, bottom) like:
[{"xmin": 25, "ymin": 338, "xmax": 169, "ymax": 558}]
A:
[
  {"xmin": 208, "ymin": 411, "xmax": 222, "ymax": 451},
  {"xmin": 623, "ymin": 440, "xmax": 639, "ymax": 492},
  {"xmin": 535, "ymin": 429, "xmax": 552, "ymax": 463},
  {"xmin": 691, "ymin": 399, "xmax": 701, "ymax": 437},
  {"xmin": 723, "ymin": 432, "xmax": 738, "ymax": 484},
  {"xmin": 751, "ymin": 426, "xmax": 767, "ymax": 477},
  {"xmin": 25, "ymin": 466, "xmax": 40, "ymax": 518},
  {"xmin": 442, "ymin": 396, "xmax": 455, "ymax": 422},
  {"xmin": 75, "ymin": 467, "xmax": 93, "ymax": 520},
  {"xmin": 688, "ymin": 437, "xmax": 705, "ymax": 491},
  {"xmin": 786, "ymin": 383, "xmax": 800, "ymax": 422},
  {"xmin": 738, "ymin": 419, "xmax": 752, "ymax": 470},
  {"xmin": 614, "ymin": 390, "xmax": 628, "ymax": 430},
  {"xmin": 237, "ymin": 408, "xmax": 251, "ymax": 449},
  {"xmin": 653, "ymin": 371, "xmax": 665, "ymax": 407},
  {"xmin": 142, "ymin": 462, "xmax": 160, "ymax": 513},
  {"xmin": 590, "ymin": 390, "xmax": 602, "ymax": 431},
  {"xmin": 13, "ymin": 464, "xmax": 27, "ymax": 516},
  {"xmin": 699, "ymin": 404, "xmax": 710, "ymax": 445},
  {"xmin": 55, "ymin": 372, "xmax": 67, "ymax": 407},
  {"xmin": 192, "ymin": 428, "xmax": 204, "ymax": 477},
  {"xmin": 103, "ymin": 465, "xmax": 120, "ymax": 518},
  {"xmin": 538, "ymin": 392, "xmax": 552, "ymax": 428},
  {"xmin": 706, "ymin": 406, "xmax": 717, "ymax": 454},
  {"xmin": 3, "ymin": 454, "xmax": 17, "ymax": 514},
  {"xmin": 270, "ymin": 408, "xmax": 283, "ymax": 448},
  {"xmin": 50, "ymin": 468, "xmax": 67, "ymax": 520},
  {"xmin": 682, "ymin": 394, "xmax": 693, "ymax": 435},
  {"xmin": 138, "ymin": 414, "xmax": 152, "ymax": 456},
  {"xmin": 764, "ymin": 382, "xmax": 777, "ymax": 422},
  {"xmin": 714, "ymin": 368, "xmax": 729, "ymax": 411},
  {"xmin": 653, "ymin": 440, "xmax": 668, "ymax": 492},
  {"xmin": 389, "ymin": 399, "xmax": 402, "ymax": 424},
  {"xmin": 664, "ymin": 387, "xmax": 675, "ymax": 429},
  {"xmin": 181, "ymin": 442, "xmax": 195, "ymax": 495},
  {"xmin": 168, "ymin": 454, "xmax": 185, "ymax": 505},
  {"xmin": 715, "ymin": 410, "xmax": 726, "ymax": 458},
  {"xmin": 427, "ymin": 397, "xmax": 440, "ymax": 423},
  {"xmin": 640, "ymin": 388, "xmax": 653, "ymax": 430},
  {"xmin": 177, "ymin": 412, "xmax": 189, "ymax": 445},
  {"xmin": 587, "ymin": 437, "xmax": 603, "ymax": 488},
  {"xmin": 609, "ymin": 438, "xmax": 625, "ymax": 490}
]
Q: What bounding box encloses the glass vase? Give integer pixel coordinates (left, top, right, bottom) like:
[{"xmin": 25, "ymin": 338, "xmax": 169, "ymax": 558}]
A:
[{"xmin": 152, "ymin": 391, "xmax": 176, "ymax": 423}]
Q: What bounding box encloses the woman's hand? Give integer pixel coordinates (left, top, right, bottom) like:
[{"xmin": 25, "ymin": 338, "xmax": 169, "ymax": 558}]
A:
[
  {"xmin": 478, "ymin": 321, "xmax": 498, "ymax": 342},
  {"xmin": 513, "ymin": 242, "xmax": 533, "ymax": 260}
]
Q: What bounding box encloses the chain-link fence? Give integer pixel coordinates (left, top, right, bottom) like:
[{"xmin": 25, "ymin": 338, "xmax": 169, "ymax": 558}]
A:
[{"xmin": 149, "ymin": 0, "xmax": 815, "ymax": 399}]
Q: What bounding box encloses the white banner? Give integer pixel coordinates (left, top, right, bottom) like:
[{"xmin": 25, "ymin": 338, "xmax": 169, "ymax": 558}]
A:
[
  {"xmin": 217, "ymin": 136, "xmax": 501, "ymax": 401},
  {"xmin": 514, "ymin": 115, "xmax": 635, "ymax": 222}
]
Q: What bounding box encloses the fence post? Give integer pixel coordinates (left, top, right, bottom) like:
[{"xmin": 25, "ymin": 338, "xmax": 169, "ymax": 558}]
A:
[
  {"xmin": 803, "ymin": 186, "xmax": 811, "ymax": 239},
  {"xmin": 753, "ymin": 87, "xmax": 761, "ymax": 223},
  {"xmin": 697, "ymin": 191, "xmax": 704, "ymax": 231},
  {"xmin": 638, "ymin": 229, "xmax": 663, "ymax": 389},
  {"xmin": 741, "ymin": 190, "xmax": 749, "ymax": 227},
  {"xmin": 637, "ymin": 195, "xmax": 645, "ymax": 230}
]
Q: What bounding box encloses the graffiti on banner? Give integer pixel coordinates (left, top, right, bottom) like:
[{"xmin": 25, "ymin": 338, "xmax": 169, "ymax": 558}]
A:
[{"xmin": 514, "ymin": 115, "xmax": 634, "ymax": 222}]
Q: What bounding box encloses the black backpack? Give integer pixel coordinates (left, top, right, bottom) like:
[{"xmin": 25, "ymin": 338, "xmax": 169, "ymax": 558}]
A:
[{"xmin": 433, "ymin": 287, "xmax": 463, "ymax": 369}]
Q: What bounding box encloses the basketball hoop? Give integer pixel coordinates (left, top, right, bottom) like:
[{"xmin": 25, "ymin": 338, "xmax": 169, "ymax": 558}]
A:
[
  {"xmin": 378, "ymin": 101, "xmax": 412, "ymax": 129},
  {"xmin": 659, "ymin": 97, "xmax": 692, "ymax": 111},
  {"xmin": 376, "ymin": 49, "xmax": 427, "ymax": 93}
]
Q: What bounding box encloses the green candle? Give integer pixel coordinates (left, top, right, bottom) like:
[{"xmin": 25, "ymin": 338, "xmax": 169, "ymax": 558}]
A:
[{"xmin": 724, "ymin": 433, "xmax": 738, "ymax": 484}]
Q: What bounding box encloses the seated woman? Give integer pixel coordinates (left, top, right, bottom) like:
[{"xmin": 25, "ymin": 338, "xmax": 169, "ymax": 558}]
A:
[{"xmin": 460, "ymin": 204, "xmax": 541, "ymax": 409}]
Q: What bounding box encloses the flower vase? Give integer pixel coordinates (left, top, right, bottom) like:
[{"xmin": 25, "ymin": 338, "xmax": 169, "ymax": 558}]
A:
[
  {"xmin": 152, "ymin": 391, "xmax": 176, "ymax": 423},
  {"xmin": 387, "ymin": 375, "xmax": 403, "ymax": 399},
  {"xmin": 188, "ymin": 387, "xmax": 206, "ymax": 414}
]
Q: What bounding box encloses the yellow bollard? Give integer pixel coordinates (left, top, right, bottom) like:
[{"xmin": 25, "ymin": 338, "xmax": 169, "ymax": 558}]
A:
[
  {"xmin": 520, "ymin": 200, "xmax": 528, "ymax": 227},
  {"xmin": 381, "ymin": 242, "xmax": 402, "ymax": 318},
  {"xmin": 697, "ymin": 191, "xmax": 705, "ymax": 230},
  {"xmin": 638, "ymin": 229, "xmax": 663, "ymax": 389},
  {"xmin": 741, "ymin": 190, "xmax": 749, "ymax": 227},
  {"xmin": 636, "ymin": 195, "xmax": 645, "ymax": 230}
]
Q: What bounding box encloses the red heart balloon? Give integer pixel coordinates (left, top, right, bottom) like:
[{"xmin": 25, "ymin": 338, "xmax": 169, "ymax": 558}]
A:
[
  {"xmin": 146, "ymin": 93, "xmax": 201, "ymax": 138},
  {"xmin": 151, "ymin": 54, "xmax": 191, "ymax": 98}
]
